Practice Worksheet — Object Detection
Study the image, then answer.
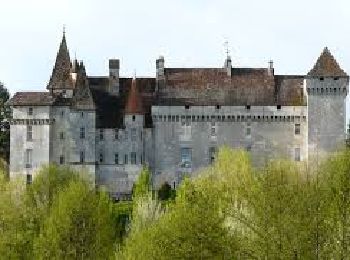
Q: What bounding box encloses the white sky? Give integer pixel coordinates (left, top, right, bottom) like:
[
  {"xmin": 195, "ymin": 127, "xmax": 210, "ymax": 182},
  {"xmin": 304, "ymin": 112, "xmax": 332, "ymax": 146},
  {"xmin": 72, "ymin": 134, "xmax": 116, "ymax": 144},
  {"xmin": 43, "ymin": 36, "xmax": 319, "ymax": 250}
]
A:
[{"xmin": 1, "ymin": 0, "xmax": 350, "ymax": 121}]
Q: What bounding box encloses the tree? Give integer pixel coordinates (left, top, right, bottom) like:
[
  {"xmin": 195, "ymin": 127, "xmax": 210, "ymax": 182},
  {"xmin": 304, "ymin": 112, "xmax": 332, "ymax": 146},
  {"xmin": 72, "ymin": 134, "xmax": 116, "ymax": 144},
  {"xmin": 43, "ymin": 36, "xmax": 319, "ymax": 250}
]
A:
[
  {"xmin": 158, "ymin": 182, "xmax": 175, "ymax": 201},
  {"xmin": 33, "ymin": 180, "xmax": 115, "ymax": 259},
  {"xmin": 0, "ymin": 82, "xmax": 10, "ymax": 163}
]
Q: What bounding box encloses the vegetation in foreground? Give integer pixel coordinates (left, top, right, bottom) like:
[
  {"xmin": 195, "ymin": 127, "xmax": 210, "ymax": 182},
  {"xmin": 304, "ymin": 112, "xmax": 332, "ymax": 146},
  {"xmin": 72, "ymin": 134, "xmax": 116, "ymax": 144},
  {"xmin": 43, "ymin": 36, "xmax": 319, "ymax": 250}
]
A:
[{"xmin": 1, "ymin": 148, "xmax": 350, "ymax": 259}]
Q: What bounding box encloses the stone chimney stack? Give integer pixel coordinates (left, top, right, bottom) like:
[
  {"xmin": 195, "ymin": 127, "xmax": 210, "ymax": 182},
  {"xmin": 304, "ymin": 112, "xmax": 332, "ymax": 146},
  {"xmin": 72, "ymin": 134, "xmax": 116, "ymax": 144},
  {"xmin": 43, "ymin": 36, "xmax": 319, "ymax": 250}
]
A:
[
  {"xmin": 268, "ymin": 60, "xmax": 274, "ymax": 76},
  {"xmin": 156, "ymin": 56, "xmax": 165, "ymax": 78},
  {"xmin": 109, "ymin": 59, "xmax": 120, "ymax": 95},
  {"xmin": 156, "ymin": 56, "xmax": 165, "ymax": 92},
  {"xmin": 224, "ymin": 56, "xmax": 232, "ymax": 77}
]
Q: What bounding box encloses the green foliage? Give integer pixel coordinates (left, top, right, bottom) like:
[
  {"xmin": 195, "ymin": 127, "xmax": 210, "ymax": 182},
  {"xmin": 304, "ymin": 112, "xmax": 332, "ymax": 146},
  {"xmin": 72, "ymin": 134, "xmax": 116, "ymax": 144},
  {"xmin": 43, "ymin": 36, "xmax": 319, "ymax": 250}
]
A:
[
  {"xmin": 132, "ymin": 166, "xmax": 151, "ymax": 200},
  {"xmin": 0, "ymin": 81, "xmax": 10, "ymax": 162},
  {"xmin": 33, "ymin": 180, "xmax": 115, "ymax": 259}
]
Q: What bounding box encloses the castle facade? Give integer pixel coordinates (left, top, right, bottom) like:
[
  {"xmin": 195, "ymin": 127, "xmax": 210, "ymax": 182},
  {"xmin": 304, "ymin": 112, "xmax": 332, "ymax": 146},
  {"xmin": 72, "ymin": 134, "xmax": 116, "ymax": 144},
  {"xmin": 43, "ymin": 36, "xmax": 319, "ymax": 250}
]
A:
[{"xmin": 7, "ymin": 33, "xmax": 349, "ymax": 198}]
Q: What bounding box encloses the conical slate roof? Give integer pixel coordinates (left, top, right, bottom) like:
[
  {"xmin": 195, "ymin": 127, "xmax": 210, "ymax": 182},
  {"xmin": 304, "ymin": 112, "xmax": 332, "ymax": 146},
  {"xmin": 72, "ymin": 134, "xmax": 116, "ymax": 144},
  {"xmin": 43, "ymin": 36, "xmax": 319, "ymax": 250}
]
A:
[
  {"xmin": 47, "ymin": 32, "xmax": 74, "ymax": 89},
  {"xmin": 72, "ymin": 62, "xmax": 95, "ymax": 110},
  {"xmin": 125, "ymin": 78, "xmax": 144, "ymax": 114},
  {"xmin": 307, "ymin": 47, "xmax": 348, "ymax": 77}
]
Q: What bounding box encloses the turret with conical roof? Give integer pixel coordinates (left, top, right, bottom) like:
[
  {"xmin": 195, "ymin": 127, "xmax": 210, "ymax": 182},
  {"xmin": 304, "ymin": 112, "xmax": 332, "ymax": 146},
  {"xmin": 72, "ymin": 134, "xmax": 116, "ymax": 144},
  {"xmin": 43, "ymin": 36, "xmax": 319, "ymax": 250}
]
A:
[
  {"xmin": 306, "ymin": 47, "xmax": 349, "ymax": 157},
  {"xmin": 308, "ymin": 47, "xmax": 348, "ymax": 77},
  {"xmin": 125, "ymin": 77, "xmax": 144, "ymax": 115},
  {"xmin": 47, "ymin": 30, "xmax": 73, "ymax": 92}
]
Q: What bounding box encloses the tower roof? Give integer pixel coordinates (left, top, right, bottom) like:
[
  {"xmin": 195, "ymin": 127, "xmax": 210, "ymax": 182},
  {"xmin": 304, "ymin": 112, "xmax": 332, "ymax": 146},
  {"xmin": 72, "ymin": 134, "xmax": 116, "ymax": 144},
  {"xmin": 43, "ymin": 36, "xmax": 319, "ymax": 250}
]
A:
[
  {"xmin": 47, "ymin": 31, "xmax": 74, "ymax": 90},
  {"xmin": 307, "ymin": 47, "xmax": 348, "ymax": 77},
  {"xmin": 125, "ymin": 78, "xmax": 144, "ymax": 114}
]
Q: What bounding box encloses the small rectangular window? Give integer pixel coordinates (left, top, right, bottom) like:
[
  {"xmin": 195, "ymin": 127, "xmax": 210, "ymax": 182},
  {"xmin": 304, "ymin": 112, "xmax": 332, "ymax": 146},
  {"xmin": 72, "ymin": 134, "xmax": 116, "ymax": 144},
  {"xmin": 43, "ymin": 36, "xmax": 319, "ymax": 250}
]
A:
[
  {"xmin": 277, "ymin": 105, "xmax": 281, "ymax": 110},
  {"xmin": 81, "ymin": 112, "xmax": 84, "ymax": 118},
  {"xmin": 181, "ymin": 148, "xmax": 192, "ymax": 168},
  {"xmin": 132, "ymin": 115, "xmax": 136, "ymax": 121},
  {"xmin": 60, "ymin": 132, "xmax": 64, "ymax": 140},
  {"xmin": 209, "ymin": 147, "xmax": 216, "ymax": 164},
  {"xmin": 115, "ymin": 129, "xmax": 118, "ymax": 140},
  {"xmin": 185, "ymin": 105, "xmax": 190, "ymax": 109},
  {"xmin": 131, "ymin": 152, "xmax": 136, "ymax": 165},
  {"xmin": 27, "ymin": 125, "xmax": 33, "ymax": 141},
  {"xmin": 28, "ymin": 107, "xmax": 33, "ymax": 116},
  {"xmin": 99, "ymin": 129, "xmax": 104, "ymax": 140},
  {"xmin": 131, "ymin": 128, "xmax": 137, "ymax": 141},
  {"xmin": 295, "ymin": 147, "xmax": 301, "ymax": 161},
  {"xmin": 80, "ymin": 127, "xmax": 85, "ymax": 139},
  {"xmin": 80, "ymin": 151, "xmax": 85, "ymax": 163},
  {"xmin": 26, "ymin": 174, "xmax": 32, "ymax": 185},
  {"xmin": 125, "ymin": 154, "xmax": 128, "ymax": 164},
  {"xmin": 246, "ymin": 105, "xmax": 251, "ymax": 110},
  {"xmin": 115, "ymin": 153, "xmax": 119, "ymax": 164},
  {"xmin": 99, "ymin": 152, "xmax": 103, "ymax": 163},
  {"xmin": 295, "ymin": 123, "xmax": 301, "ymax": 135},
  {"xmin": 25, "ymin": 149, "xmax": 33, "ymax": 168},
  {"xmin": 59, "ymin": 155, "xmax": 65, "ymax": 165},
  {"xmin": 246, "ymin": 126, "xmax": 251, "ymax": 136}
]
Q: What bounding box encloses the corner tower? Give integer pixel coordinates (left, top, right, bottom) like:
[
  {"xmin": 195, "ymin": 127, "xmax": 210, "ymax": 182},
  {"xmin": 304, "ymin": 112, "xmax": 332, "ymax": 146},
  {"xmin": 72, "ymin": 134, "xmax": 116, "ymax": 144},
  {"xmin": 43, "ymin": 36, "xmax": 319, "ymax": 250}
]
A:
[{"xmin": 306, "ymin": 47, "xmax": 349, "ymax": 156}]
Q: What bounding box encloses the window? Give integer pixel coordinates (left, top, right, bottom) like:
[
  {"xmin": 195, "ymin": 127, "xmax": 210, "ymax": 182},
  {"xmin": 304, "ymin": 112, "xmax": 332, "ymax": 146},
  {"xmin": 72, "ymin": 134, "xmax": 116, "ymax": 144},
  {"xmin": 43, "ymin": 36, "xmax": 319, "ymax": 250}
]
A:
[
  {"xmin": 61, "ymin": 110, "xmax": 64, "ymax": 118},
  {"xmin": 99, "ymin": 129, "xmax": 104, "ymax": 140},
  {"xmin": 131, "ymin": 152, "xmax": 136, "ymax": 165},
  {"xmin": 125, "ymin": 154, "xmax": 128, "ymax": 164},
  {"xmin": 185, "ymin": 105, "xmax": 190, "ymax": 109},
  {"xmin": 99, "ymin": 152, "xmax": 103, "ymax": 163},
  {"xmin": 295, "ymin": 147, "xmax": 301, "ymax": 161},
  {"xmin": 28, "ymin": 107, "xmax": 33, "ymax": 116},
  {"xmin": 80, "ymin": 151, "xmax": 85, "ymax": 163},
  {"xmin": 211, "ymin": 121, "xmax": 216, "ymax": 136},
  {"xmin": 295, "ymin": 123, "xmax": 301, "ymax": 135},
  {"xmin": 131, "ymin": 128, "xmax": 137, "ymax": 141},
  {"xmin": 180, "ymin": 148, "xmax": 192, "ymax": 168},
  {"xmin": 246, "ymin": 127, "xmax": 251, "ymax": 136},
  {"xmin": 277, "ymin": 105, "xmax": 281, "ymax": 110},
  {"xmin": 209, "ymin": 147, "xmax": 216, "ymax": 164},
  {"xmin": 25, "ymin": 149, "xmax": 33, "ymax": 168},
  {"xmin": 80, "ymin": 127, "xmax": 85, "ymax": 139},
  {"xmin": 246, "ymin": 105, "xmax": 251, "ymax": 110},
  {"xmin": 320, "ymin": 77, "xmax": 324, "ymax": 81},
  {"xmin": 27, "ymin": 125, "xmax": 33, "ymax": 141},
  {"xmin": 115, "ymin": 129, "xmax": 118, "ymax": 140},
  {"xmin": 59, "ymin": 155, "xmax": 65, "ymax": 165},
  {"xmin": 132, "ymin": 115, "xmax": 136, "ymax": 121},
  {"xmin": 81, "ymin": 112, "xmax": 84, "ymax": 118},
  {"xmin": 115, "ymin": 153, "xmax": 119, "ymax": 164},
  {"xmin": 246, "ymin": 123, "xmax": 251, "ymax": 137},
  {"xmin": 216, "ymin": 105, "xmax": 221, "ymax": 110},
  {"xmin": 60, "ymin": 132, "xmax": 64, "ymax": 140},
  {"xmin": 26, "ymin": 174, "xmax": 32, "ymax": 185}
]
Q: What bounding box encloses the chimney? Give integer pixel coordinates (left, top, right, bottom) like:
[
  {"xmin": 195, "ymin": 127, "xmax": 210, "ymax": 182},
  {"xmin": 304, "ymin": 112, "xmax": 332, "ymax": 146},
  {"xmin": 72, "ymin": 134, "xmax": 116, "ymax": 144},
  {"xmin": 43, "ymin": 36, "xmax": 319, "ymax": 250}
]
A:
[
  {"xmin": 156, "ymin": 56, "xmax": 165, "ymax": 78},
  {"xmin": 109, "ymin": 59, "xmax": 120, "ymax": 95},
  {"xmin": 224, "ymin": 56, "xmax": 232, "ymax": 77},
  {"xmin": 268, "ymin": 60, "xmax": 274, "ymax": 76}
]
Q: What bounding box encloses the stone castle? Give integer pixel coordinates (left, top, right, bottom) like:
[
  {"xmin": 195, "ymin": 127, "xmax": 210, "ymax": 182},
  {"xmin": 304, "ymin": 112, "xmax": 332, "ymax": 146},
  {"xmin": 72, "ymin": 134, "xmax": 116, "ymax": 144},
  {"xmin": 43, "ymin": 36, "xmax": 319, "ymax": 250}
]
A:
[{"xmin": 7, "ymin": 32, "xmax": 349, "ymax": 199}]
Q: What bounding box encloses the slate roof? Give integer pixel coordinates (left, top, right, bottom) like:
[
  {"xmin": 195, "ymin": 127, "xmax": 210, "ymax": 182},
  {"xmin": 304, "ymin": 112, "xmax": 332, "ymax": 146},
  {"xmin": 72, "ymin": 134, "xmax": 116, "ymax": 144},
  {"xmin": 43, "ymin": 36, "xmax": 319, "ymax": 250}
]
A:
[
  {"xmin": 157, "ymin": 67, "xmax": 302, "ymax": 106},
  {"xmin": 47, "ymin": 32, "xmax": 74, "ymax": 90},
  {"xmin": 307, "ymin": 47, "xmax": 348, "ymax": 77},
  {"xmin": 7, "ymin": 92, "xmax": 54, "ymax": 106},
  {"xmin": 89, "ymin": 77, "xmax": 155, "ymax": 128}
]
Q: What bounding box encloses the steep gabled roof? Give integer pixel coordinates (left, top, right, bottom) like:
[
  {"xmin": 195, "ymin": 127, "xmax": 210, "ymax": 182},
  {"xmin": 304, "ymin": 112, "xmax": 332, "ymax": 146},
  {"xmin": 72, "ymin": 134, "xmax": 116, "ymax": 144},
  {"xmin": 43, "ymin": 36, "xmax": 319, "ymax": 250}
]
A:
[
  {"xmin": 47, "ymin": 32, "xmax": 74, "ymax": 89},
  {"xmin": 125, "ymin": 78, "xmax": 144, "ymax": 114},
  {"xmin": 7, "ymin": 92, "xmax": 54, "ymax": 106},
  {"xmin": 72, "ymin": 62, "xmax": 95, "ymax": 110},
  {"xmin": 307, "ymin": 47, "xmax": 348, "ymax": 77}
]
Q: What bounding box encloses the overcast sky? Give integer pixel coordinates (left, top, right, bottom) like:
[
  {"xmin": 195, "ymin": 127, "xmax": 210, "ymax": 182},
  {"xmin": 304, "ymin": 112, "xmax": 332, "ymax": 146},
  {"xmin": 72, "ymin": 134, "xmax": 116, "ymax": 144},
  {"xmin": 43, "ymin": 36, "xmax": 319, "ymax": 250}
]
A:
[{"xmin": 1, "ymin": 0, "xmax": 350, "ymax": 120}]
